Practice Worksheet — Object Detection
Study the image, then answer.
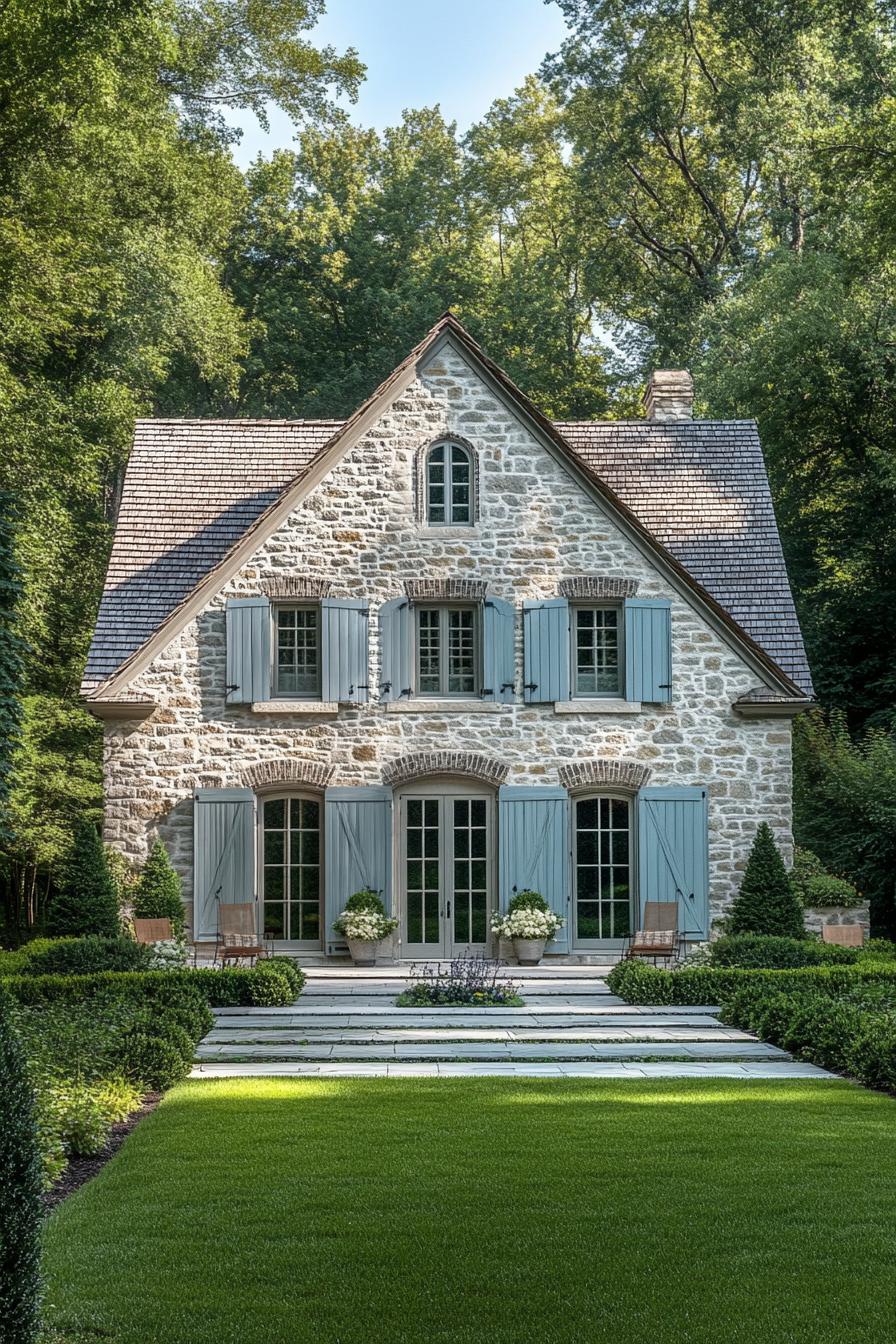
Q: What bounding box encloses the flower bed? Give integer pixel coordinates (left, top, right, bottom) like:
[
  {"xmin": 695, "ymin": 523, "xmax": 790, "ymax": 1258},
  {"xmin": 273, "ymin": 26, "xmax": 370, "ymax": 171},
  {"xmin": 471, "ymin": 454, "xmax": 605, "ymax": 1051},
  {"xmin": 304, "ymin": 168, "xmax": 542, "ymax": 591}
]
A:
[{"xmin": 396, "ymin": 956, "xmax": 524, "ymax": 1007}]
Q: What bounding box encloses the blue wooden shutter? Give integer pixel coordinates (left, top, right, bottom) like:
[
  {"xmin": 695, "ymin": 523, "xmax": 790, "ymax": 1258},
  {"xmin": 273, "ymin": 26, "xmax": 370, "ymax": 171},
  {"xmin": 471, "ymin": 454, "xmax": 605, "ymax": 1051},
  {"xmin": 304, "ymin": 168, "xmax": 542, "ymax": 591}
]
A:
[
  {"xmin": 522, "ymin": 599, "xmax": 569, "ymax": 703},
  {"xmin": 321, "ymin": 598, "xmax": 369, "ymax": 703},
  {"xmin": 379, "ymin": 597, "xmax": 412, "ymax": 701},
  {"xmin": 482, "ymin": 597, "xmax": 515, "ymax": 702},
  {"xmin": 225, "ymin": 598, "xmax": 271, "ymax": 703},
  {"xmin": 193, "ymin": 788, "xmax": 255, "ymax": 938},
  {"xmin": 498, "ymin": 786, "xmax": 570, "ymax": 951},
  {"xmin": 324, "ymin": 787, "xmax": 393, "ymax": 954},
  {"xmin": 624, "ymin": 598, "xmax": 672, "ymax": 702},
  {"xmin": 637, "ymin": 786, "xmax": 709, "ymax": 939}
]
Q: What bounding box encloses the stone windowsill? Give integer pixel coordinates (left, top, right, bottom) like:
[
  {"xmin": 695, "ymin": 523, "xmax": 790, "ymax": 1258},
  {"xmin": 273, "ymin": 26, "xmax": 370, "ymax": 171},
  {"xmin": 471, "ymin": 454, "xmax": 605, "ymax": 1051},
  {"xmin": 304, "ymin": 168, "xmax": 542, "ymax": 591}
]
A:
[
  {"xmin": 415, "ymin": 526, "xmax": 481, "ymax": 539},
  {"xmin": 384, "ymin": 699, "xmax": 504, "ymax": 714},
  {"xmin": 251, "ymin": 700, "xmax": 340, "ymax": 716},
  {"xmin": 553, "ymin": 699, "xmax": 642, "ymax": 715}
]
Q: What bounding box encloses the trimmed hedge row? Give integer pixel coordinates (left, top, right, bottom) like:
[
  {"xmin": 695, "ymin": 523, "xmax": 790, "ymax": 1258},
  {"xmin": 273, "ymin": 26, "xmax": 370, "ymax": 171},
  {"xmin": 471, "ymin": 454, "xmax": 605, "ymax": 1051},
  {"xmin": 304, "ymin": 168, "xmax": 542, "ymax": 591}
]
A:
[
  {"xmin": 721, "ymin": 985, "xmax": 896, "ymax": 1093},
  {"xmin": 707, "ymin": 933, "xmax": 858, "ymax": 968},
  {"xmin": 605, "ymin": 959, "xmax": 896, "ymax": 1006},
  {"xmin": 2, "ymin": 957, "xmax": 305, "ymax": 1010}
]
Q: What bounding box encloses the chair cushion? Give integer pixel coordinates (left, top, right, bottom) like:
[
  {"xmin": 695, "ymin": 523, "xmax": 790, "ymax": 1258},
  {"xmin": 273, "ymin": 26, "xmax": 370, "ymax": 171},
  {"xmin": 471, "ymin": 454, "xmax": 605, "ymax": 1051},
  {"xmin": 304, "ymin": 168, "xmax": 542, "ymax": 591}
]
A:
[{"xmin": 631, "ymin": 929, "xmax": 676, "ymax": 952}]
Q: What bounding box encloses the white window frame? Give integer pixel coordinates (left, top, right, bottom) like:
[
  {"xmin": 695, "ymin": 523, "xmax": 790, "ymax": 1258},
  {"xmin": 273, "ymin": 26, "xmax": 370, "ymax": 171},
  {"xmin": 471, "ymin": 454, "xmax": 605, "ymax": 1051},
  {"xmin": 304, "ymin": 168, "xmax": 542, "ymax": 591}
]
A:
[
  {"xmin": 414, "ymin": 602, "xmax": 481, "ymax": 699},
  {"xmin": 272, "ymin": 603, "xmax": 321, "ymax": 699},
  {"xmin": 425, "ymin": 441, "xmax": 474, "ymax": 526},
  {"xmin": 570, "ymin": 603, "xmax": 624, "ymax": 699}
]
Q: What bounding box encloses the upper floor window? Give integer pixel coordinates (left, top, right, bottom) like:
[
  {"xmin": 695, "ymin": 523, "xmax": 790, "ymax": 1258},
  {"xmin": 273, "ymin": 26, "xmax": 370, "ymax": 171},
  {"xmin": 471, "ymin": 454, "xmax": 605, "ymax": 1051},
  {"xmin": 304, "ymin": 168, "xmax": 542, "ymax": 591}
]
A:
[
  {"xmin": 275, "ymin": 605, "xmax": 320, "ymax": 697},
  {"xmin": 426, "ymin": 442, "xmax": 472, "ymax": 525},
  {"xmin": 573, "ymin": 606, "xmax": 622, "ymax": 697},
  {"xmin": 416, "ymin": 605, "xmax": 479, "ymax": 697}
]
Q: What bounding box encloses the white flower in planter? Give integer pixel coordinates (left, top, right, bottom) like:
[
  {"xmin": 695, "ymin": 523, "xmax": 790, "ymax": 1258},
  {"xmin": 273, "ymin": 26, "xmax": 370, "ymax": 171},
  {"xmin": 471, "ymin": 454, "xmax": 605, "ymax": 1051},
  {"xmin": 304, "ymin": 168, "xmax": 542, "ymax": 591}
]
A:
[
  {"xmin": 333, "ymin": 910, "xmax": 399, "ymax": 942},
  {"xmin": 490, "ymin": 908, "xmax": 564, "ymax": 941}
]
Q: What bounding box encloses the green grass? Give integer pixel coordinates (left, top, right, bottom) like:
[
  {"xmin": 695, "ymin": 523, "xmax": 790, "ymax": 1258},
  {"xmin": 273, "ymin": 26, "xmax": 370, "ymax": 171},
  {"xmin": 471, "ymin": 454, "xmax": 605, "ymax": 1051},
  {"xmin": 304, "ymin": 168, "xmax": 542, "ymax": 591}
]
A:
[{"xmin": 43, "ymin": 1078, "xmax": 896, "ymax": 1344}]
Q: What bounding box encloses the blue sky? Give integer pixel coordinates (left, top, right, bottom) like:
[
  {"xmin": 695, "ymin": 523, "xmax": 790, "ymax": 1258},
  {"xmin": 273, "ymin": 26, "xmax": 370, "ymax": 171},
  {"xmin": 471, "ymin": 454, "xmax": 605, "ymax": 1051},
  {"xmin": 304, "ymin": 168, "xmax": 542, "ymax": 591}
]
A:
[{"xmin": 229, "ymin": 0, "xmax": 571, "ymax": 166}]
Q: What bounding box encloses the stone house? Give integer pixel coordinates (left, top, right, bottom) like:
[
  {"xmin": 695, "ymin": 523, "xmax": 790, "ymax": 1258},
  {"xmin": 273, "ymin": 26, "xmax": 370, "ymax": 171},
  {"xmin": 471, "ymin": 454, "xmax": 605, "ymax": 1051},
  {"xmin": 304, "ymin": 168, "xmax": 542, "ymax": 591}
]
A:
[{"xmin": 81, "ymin": 315, "xmax": 813, "ymax": 960}]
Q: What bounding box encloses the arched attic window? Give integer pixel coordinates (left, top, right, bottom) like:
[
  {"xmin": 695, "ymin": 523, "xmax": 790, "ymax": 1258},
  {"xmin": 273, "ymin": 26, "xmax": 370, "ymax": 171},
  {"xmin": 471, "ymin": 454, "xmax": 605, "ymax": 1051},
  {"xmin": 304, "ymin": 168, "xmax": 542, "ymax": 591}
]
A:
[{"xmin": 426, "ymin": 441, "xmax": 473, "ymax": 525}]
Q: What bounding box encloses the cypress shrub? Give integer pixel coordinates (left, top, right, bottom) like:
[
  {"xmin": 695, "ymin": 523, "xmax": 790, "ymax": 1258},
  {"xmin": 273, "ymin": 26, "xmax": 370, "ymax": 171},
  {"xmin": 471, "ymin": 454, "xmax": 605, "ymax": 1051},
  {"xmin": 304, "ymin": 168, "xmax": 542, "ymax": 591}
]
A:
[
  {"xmin": 133, "ymin": 839, "xmax": 185, "ymax": 933},
  {"xmin": 0, "ymin": 986, "xmax": 42, "ymax": 1344},
  {"xmin": 728, "ymin": 823, "xmax": 805, "ymax": 938},
  {"xmin": 47, "ymin": 819, "xmax": 119, "ymax": 939}
]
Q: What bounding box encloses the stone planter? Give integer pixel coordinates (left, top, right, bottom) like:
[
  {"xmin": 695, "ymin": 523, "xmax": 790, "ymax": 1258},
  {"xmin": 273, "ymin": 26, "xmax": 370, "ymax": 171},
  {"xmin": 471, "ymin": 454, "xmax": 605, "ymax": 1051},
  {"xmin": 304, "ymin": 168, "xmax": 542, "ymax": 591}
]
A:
[
  {"xmin": 346, "ymin": 938, "xmax": 379, "ymax": 967},
  {"xmin": 514, "ymin": 937, "xmax": 547, "ymax": 967}
]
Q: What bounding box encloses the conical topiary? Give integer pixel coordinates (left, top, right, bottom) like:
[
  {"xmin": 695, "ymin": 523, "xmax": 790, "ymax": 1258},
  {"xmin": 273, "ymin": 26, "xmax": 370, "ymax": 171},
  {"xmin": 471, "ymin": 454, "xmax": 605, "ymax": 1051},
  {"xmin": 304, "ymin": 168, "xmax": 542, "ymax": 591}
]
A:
[
  {"xmin": 47, "ymin": 819, "xmax": 119, "ymax": 938},
  {"xmin": 133, "ymin": 839, "xmax": 184, "ymax": 933},
  {"xmin": 0, "ymin": 986, "xmax": 43, "ymax": 1343},
  {"xmin": 728, "ymin": 823, "xmax": 805, "ymax": 938}
]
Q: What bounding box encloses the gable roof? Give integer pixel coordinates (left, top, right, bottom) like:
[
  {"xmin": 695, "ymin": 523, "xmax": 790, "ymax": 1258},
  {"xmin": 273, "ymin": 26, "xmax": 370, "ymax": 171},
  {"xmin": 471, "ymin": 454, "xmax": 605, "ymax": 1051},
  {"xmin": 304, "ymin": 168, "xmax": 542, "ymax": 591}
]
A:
[{"xmin": 82, "ymin": 314, "xmax": 812, "ymax": 698}]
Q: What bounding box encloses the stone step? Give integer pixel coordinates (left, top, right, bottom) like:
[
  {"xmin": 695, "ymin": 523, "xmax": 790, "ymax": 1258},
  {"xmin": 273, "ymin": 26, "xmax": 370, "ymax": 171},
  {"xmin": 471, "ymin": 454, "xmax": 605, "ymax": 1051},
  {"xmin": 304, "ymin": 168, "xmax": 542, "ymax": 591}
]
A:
[
  {"xmin": 214, "ymin": 1002, "xmax": 718, "ymax": 1021},
  {"xmin": 195, "ymin": 1039, "xmax": 788, "ymax": 1062},
  {"xmin": 190, "ymin": 1060, "xmax": 833, "ymax": 1080},
  {"xmin": 205, "ymin": 1025, "xmax": 752, "ymax": 1044},
  {"xmin": 211, "ymin": 1009, "xmax": 719, "ymax": 1030}
]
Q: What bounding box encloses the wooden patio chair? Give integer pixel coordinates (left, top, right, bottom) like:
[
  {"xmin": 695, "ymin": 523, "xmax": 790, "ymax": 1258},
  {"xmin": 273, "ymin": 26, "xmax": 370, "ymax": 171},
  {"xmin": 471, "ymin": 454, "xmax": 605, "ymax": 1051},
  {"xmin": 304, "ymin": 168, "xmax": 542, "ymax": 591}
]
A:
[
  {"xmin": 215, "ymin": 901, "xmax": 267, "ymax": 966},
  {"xmin": 821, "ymin": 924, "xmax": 864, "ymax": 948},
  {"xmin": 623, "ymin": 901, "xmax": 681, "ymax": 964},
  {"xmin": 133, "ymin": 917, "xmax": 173, "ymax": 945}
]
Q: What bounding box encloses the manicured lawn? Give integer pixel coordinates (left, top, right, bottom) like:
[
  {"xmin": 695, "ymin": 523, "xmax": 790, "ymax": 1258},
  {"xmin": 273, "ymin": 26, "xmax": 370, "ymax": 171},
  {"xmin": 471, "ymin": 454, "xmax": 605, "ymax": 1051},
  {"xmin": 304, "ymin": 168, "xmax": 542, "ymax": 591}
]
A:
[{"xmin": 43, "ymin": 1078, "xmax": 895, "ymax": 1344}]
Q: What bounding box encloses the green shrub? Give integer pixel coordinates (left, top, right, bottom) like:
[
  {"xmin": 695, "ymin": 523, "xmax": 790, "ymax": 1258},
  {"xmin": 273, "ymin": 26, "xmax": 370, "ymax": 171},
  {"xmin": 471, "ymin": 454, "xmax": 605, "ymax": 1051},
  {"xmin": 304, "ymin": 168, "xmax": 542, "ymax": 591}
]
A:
[
  {"xmin": 344, "ymin": 888, "xmax": 387, "ymax": 915},
  {"xmin": 3, "ymin": 964, "xmax": 303, "ymax": 1011},
  {"xmin": 47, "ymin": 819, "xmax": 120, "ymax": 939},
  {"xmin": 133, "ymin": 839, "xmax": 185, "ymax": 933},
  {"xmin": 607, "ymin": 958, "xmax": 896, "ymax": 1006},
  {"xmin": 708, "ymin": 933, "xmax": 857, "ymax": 969},
  {"xmin": 507, "ymin": 889, "xmax": 549, "ymax": 914},
  {"xmin": 21, "ymin": 934, "xmax": 150, "ymax": 977},
  {"xmin": 863, "ymin": 938, "xmax": 896, "ymax": 961},
  {"xmin": 0, "ymin": 937, "xmax": 74, "ymax": 976},
  {"xmin": 729, "ymin": 823, "xmax": 805, "ymax": 938},
  {"xmin": 791, "ymin": 848, "xmax": 863, "ymax": 909},
  {"xmin": 0, "ymin": 987, "xmax": 42, "ymax": 1343},
  {"xmin": 119, "ymin": 1027, "xmax": 193, "ymax": 1090}
]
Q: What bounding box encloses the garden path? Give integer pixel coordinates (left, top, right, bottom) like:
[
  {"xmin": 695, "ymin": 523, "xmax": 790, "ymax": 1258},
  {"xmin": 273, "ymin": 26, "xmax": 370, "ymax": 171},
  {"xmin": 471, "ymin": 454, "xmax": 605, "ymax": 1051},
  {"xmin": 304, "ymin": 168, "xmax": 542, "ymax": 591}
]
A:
[{"xmin": 191, "ymin": 966, "xmax": 834, "ymax": 1080}]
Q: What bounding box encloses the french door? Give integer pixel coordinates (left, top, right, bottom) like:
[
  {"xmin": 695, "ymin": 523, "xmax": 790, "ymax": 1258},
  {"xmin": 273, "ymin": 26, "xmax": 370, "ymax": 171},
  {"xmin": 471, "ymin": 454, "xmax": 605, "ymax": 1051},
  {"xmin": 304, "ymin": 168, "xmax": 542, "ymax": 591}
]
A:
[{"xmin": 399, "ymin": 788, "xmax": 492, "ymax": 958}]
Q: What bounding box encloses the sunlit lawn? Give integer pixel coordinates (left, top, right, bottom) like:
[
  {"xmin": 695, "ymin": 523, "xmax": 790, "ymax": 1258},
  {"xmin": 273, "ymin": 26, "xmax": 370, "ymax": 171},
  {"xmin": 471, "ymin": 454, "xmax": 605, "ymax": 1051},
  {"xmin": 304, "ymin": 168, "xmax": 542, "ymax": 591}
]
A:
[{"xmin": 43, "ymin": 1077, "xmax": 896, "ymax": 1344}]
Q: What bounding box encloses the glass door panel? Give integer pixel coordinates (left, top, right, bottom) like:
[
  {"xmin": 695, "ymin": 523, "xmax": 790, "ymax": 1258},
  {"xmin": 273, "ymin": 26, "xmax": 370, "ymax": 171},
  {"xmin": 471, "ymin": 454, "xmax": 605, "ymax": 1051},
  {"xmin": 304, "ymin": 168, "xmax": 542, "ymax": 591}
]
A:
[
  {"xmin": 574, "ymin": 796, "xmax": 631, "ymax": 944},
  {"xmin": 262, "ymin": 796, "xmax": 322, "ymax": 947},
  {"xmin": 401, "ymin": 793, "xmax": 491, "ymax": 958}
]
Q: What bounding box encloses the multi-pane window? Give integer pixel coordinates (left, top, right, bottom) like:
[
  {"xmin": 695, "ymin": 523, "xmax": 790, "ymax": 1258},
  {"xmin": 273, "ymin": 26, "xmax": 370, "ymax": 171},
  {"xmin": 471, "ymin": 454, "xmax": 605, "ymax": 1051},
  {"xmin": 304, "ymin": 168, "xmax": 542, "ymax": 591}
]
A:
[
  {"xmin": 416, "ymin": 605, "xmax": 478, "ymax": 696},
  {"xmin": 574, "ymin": 606, "xmax": 622, "ymax": 696},
  {"xmin": 575, "ymin": 796, "xmax": 631, "ymax": 941},
  {"xmin": 275, "ymin": 606, "xmax": 320, "ymax": 697},
  {"xmin": 262, "ymin": 797, "xmax": 321, "ymax": 943},
  {"xmin": 426, "ymin": 442, "xmax": 472, "ymax": 525}
]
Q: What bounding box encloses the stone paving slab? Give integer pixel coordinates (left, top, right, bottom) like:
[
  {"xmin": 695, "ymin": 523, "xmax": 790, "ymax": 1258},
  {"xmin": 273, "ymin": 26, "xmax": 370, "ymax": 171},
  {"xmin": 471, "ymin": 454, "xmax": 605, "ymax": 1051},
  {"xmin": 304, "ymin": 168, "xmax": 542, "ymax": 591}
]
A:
[
  {"xmin": 195, "ymin": 1039, "xmax": 787, "ymax": 1061},
  {"xmin": 212, "ymin": 1003, "xmax": 722, "ymax": 1022},
  {"xmin": 204, "ymin": 1025, "xmax": 752, "ymax": 1044},
  {"xmin": 190, "ymin": 1060, "xmax": 835, "ymax": 1080}
]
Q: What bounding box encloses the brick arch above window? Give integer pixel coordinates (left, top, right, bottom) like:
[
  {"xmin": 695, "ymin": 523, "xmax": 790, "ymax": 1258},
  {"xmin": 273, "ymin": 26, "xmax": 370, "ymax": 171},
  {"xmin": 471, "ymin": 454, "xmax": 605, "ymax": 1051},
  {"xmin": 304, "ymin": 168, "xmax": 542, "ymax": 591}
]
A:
[
  {"xmin": 383, "ymin": 751, "xmax": 508, "ymax": 789},
  {"xmin": 415, "ymin": 435, "xmax": 479, "ymax": 526},
  {"xmin": 557, "ymin": 759, "xmax": 652, "ymax": 793},
  {"xmin": 241, "ymin": 760, "xmax": 336, "ymax": 791},
  {"xmin": 558, "ymin": 577, "xmax": 639, "ymax": 601}
]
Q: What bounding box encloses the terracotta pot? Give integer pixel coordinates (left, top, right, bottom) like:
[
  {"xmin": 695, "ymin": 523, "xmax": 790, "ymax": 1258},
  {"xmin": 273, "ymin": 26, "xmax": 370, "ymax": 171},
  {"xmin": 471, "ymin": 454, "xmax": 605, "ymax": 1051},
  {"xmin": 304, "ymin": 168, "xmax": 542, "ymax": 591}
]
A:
[
  {"xmin": 346, "ymin": 937, "xmax": 378, "ymax": 966},
  {"xmin": 513, "ymin": 937, "xmax": 547, "ymax": 967}
]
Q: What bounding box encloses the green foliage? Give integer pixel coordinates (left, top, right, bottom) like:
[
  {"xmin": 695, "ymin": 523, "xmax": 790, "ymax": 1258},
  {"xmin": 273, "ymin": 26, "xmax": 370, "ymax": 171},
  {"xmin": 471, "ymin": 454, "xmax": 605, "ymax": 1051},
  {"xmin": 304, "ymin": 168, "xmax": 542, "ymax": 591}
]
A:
[
  {"xmin": 133, "ymin": 840, "xmax": 185, "ymax": 933},
  {"xmin": 0, "ymin": 493, "xmax": 26, "ymax": 852},
  {"xmin": 507, "ymin": 889, "xmax": 549, "ymax": 914},
  {"xmin": 794, "ymin": 711, "xmax": 896, "ymax": 936},
  {"xmin": 2, "ymin": 964, "xmax": 303, "ymax": 1011},
  {"xmin": 790, "ymin": 848, "xmax": 862, "ymax": 910},
  {"xmin": 708, "ymin": 934, "xmax": 857, "ymax": 970},
  {"xmin": 120, "ymin": 1023, "xmax": 194, "ymax": 1091},
  {"xmin": 723, "ymin": 986, "xmax": 896, "ymax": 1094},
  {"xmin": 344, "ymin": 889, "xmax": 387, "ymax": 915},
  {"xmin": 728, "ymin": 824, "xmax": 804, "ymax": 938},
  {"xmin": 21, "ymin": 935, "xmax": 150, "ymax": 978},
  {"xmin": 607, "ymin": 959, "xmax": 896, "ymax": 1007},
  {"xmin": 0, "ymin": 987, "xmax": 42, "ymax": 1343},
  {"xmin": 46, "ymin": 821, "xmax": 119, "ymax": 939}
]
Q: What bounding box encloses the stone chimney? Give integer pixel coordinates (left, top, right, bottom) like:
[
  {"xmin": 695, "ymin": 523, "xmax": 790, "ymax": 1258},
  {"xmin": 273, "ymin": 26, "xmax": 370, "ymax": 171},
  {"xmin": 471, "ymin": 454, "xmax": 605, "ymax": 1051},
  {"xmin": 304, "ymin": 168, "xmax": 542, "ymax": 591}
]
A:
[{"xmin": 644, "ymin": 369, "xmax": 694, "ymax": 421}]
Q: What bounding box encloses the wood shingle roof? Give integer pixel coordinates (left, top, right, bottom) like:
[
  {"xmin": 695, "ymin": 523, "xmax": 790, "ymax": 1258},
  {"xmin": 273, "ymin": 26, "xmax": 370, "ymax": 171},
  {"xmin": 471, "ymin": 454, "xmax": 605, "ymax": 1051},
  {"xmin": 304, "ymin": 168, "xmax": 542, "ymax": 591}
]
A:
[{"xmin": 83, "ymin": 410, "xmax": 811, "ymax": 695}]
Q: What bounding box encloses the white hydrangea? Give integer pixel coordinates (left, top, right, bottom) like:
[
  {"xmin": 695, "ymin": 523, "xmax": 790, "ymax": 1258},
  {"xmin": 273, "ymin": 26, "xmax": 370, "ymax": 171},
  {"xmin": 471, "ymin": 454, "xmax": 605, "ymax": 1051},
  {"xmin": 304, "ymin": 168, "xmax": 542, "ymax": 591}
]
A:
[
  {"xmin": 147, "ymin": 937, "xmax": 189, "ymax": 968},
  {"xmin": 333, "ymin": 910, "xmax": 399, "ymax": 942},
  {"xmin": 490, "ymin": 908, "xmax": 565, "ymax": 941}
]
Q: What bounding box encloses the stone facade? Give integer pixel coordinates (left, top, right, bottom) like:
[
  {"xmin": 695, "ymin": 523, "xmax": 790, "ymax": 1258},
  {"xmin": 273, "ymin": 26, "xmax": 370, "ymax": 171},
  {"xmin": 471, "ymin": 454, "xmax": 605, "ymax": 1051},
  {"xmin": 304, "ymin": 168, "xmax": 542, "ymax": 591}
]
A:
[{"xmin": 100, "ymin": 343, "xmax": 796, "ymax": 940}]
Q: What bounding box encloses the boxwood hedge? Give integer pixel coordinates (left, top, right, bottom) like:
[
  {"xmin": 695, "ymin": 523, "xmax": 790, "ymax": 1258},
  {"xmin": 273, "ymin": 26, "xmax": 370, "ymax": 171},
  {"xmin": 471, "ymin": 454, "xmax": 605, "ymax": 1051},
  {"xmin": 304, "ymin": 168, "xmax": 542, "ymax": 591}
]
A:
[
  {"xmin": 2, "ymin": 958, "xmax": 304, "ymax": 1010},
  {"xmin": 605, "ymin": 959, "xmax": 896, "ymax": 1006}
]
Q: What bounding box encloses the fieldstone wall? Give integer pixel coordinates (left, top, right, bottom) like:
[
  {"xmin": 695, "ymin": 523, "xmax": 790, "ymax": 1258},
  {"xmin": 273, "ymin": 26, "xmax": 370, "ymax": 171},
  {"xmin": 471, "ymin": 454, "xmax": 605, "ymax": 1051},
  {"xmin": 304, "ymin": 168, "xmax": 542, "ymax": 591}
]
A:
[
  {"xmin": 803, "ymin": 904, "xmax": 871, "ymax": 937},
  {"xmin": 101, "ymin": 341, "xmax": 795, "ymax": 937}
]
